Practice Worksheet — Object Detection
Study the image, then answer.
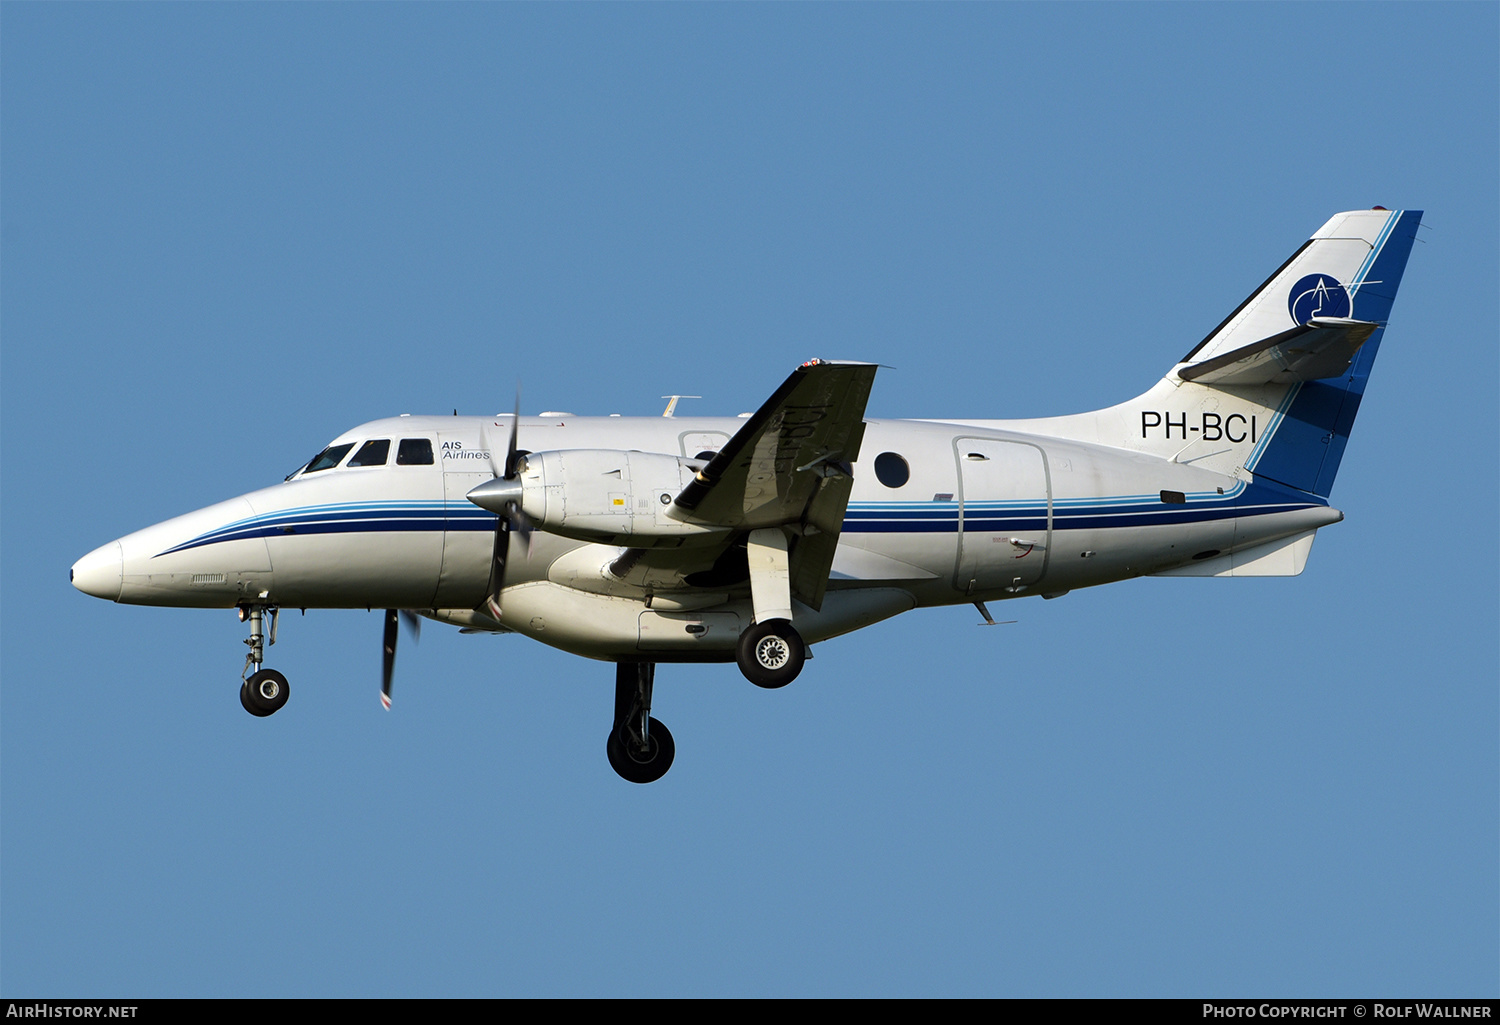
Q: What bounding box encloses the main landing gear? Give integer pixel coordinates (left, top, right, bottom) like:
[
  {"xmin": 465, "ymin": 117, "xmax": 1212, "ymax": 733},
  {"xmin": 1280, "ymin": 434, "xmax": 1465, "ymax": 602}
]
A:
[
  {"xmin": 237, "ymin": 604, "xmax": 289, "ymax": 717},
  {"xmin": 736, "ymin": 618, "xmax": 805, "ymax": 689},
  {"xmin": 607, "ymin": 662, "xmax": 675, "ymax": 784},
  {"xmin": 605, "ymin": 619, "xmax": 805, "ymax": 782},
  {"xmin": 737, "ymin": 529, "xmax": 805, "ymax": 688}
]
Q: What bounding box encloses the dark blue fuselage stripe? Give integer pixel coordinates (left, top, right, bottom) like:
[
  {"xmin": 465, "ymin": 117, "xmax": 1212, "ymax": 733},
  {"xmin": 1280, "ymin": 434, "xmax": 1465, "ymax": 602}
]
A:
[
  {"xmin": 157, "ymin": 512, "xmax": 495, "ymax": 555},
  {"xmin": 843, "ymin": 502, "xmax": 1309, "ymax": 533},
  {"xmin": 157, "ymin": 499, "xmax": 1321, "ymax": 553}
]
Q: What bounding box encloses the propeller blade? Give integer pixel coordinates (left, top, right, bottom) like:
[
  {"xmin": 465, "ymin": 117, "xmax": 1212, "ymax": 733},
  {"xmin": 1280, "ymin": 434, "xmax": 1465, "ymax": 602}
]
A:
[
  {"xmin": 505, "ymin": 389, "xmax": 521, "ymax": 478},
  {"xmin": 485, "ymin": 519, "xmax": 509, "ymax": 621},
  {"xmin": 483, "ymin": 425, "xmax": 505, "ymax": 481},
  {"xmin": 477, "ymin": 388, "xmax": 525, "ymax": 620},
  {"xmin": 381, "ymin": 608, "xmax": 399, "ymax": 709},
  {"xmin": 512, "ymin": 510, "xmax": 533, "ymax": 561},
  {"xmin": 481, "ymin": 389, "xmax": 523, "ymax": 482},
  {"xmin": 399, "ymin": 609, "xmax": 422, "ymax": 644}
]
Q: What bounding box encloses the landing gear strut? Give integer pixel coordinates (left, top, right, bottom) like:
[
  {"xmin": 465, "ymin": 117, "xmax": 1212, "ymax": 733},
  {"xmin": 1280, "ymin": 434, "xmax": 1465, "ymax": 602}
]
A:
[
  {"xmin": 739, "ymin": 528, "xmax": 805, "ymax": 688},
  {"xmin": 237, "ymin": 604, "xmax": 289, "ymax": 717},
  {"xmin": 607, "ymin": 662, "xmax": 674, "ymax": 784}
]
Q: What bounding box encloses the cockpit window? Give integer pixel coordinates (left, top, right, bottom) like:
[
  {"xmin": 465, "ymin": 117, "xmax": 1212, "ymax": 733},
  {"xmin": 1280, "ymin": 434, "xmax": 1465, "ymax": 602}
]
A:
[
  {"xmin": 348, "ymin": 439, "xmax": 391, "ymax": 467},
  {"xmin": 304, "ymin": 443, "xmax": 355, "ymax": 474},
  {"xmin": 397, "ymin": 438, "xmax": 434, "ymax": 465}
]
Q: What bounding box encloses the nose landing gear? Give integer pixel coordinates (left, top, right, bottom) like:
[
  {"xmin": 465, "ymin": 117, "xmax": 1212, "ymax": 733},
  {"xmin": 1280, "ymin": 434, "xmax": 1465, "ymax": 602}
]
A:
[
  {"xmin": 237, "ymin": 604, "xmax": 289, "ymax": 717},
  {"xmin": 241, "ymin": 669, "xmax": 289, "ymax": 716}
]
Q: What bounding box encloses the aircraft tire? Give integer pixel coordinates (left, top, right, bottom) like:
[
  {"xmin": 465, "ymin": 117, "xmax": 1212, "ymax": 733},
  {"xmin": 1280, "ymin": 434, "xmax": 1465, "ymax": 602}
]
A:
[
  {"xmin": 239, "ymin": 681, "xmax": 270, "ymax": 717},
  {"xmin": 607, "ymin": 717, "xmax": 675, "ymax": 784},
  {"xmin": 736, "ymin": 619, "xmax": 805, "ymax": 689},
  {"xmin": 242, "ymin": 669, "xmax": 290, "ymax": 716}
]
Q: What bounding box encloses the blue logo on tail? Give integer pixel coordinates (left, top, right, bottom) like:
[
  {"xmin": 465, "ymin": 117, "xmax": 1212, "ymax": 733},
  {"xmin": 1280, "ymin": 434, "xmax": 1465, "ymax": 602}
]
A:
[{"xmin": 1288, "ymin": 274, "xmax": 1351, "ymax": 324}]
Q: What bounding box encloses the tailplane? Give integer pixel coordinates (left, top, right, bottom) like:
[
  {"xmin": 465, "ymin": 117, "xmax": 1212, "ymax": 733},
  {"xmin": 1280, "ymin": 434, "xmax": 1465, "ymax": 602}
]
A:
[{"xmin": 1019, "ymin": 208, "xmax": 1422, "ymax": 497}]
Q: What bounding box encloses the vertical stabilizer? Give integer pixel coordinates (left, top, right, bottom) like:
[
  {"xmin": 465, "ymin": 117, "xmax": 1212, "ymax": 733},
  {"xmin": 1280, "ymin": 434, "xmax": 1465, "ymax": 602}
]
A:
[
  {"xmin": 1235, "ymin": 209, "xmax": 1421, "ymax": 496},
  {"xmin": 1008, "ymin": 209, "xmax": 1421, "ymax": 498}
]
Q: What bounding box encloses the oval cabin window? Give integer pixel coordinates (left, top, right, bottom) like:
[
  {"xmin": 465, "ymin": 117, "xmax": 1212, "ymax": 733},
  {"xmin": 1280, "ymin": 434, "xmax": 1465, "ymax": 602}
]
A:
[{"xmin": 873, "ymin": 452, "xmax": 910, "ymax": 488}]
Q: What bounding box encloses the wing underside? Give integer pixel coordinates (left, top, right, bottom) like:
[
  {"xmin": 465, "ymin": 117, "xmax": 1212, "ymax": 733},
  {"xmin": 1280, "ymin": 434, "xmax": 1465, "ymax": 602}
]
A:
[{"xmin": 648, "ymin": 359, "xmax": 879, "ymax": 610}]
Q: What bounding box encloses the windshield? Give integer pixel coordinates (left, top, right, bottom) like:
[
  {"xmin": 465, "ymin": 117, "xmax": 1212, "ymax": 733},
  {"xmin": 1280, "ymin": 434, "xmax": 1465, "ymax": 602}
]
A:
[{"xmin": 302, "ymin": 443, "xmax": 355, "ymax": 474}]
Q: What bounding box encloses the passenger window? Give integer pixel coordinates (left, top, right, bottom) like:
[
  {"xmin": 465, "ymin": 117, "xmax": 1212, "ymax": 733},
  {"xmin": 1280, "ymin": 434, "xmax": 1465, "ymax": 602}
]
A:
[
  {"xmin": 397, "ymin": 438, "xmax": 434, "ymax": 465},
  {"xmin": 349, "ymin": 439, "xmax": 390, "ymax": 467},
  {"xmin": 304, "ymin": 443, "xmax": 355, "ymax": 474},
  {"xmin": 874, "ymin": 452, "xmax": 910, "ymax": 488}
]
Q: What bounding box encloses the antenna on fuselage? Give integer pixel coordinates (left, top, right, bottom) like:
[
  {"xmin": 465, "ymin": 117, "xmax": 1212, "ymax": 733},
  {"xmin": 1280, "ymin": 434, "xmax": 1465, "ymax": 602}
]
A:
[{"xmin": 973, "ymin": 601, "xmax": 1017, "ymax": 627}]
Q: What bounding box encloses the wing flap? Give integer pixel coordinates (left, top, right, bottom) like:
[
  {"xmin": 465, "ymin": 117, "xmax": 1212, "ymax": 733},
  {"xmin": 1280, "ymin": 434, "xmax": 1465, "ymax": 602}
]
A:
[{"xmin": 666, "ymin": 359, "xmax": 878, "ymax": 611}]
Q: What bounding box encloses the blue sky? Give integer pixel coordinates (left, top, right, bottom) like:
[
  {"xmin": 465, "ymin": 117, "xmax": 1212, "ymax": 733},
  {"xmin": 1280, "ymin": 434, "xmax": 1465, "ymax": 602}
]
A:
[{"xmin": 3, "ymin": 3, "xmax": 1495, "ymax": 997}]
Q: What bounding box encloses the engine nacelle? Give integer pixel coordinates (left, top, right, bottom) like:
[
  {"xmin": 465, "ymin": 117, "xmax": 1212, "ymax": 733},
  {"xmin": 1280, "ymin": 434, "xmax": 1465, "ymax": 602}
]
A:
[{"xmin": 469, "ymin": 449, "xmax": 727, "ymax": 546}]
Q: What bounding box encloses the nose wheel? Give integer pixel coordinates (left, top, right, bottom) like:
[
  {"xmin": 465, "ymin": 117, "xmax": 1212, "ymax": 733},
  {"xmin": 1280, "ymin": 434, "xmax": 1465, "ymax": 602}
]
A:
[
  {"xmin": 240, "ymin": 669, "xmax": 290, "ymax": 717},
  {"xmin": 237, "ymin": 604, "xmax": 289, "ymax": 717},
  {"xmin": 607, "ymin": 662, "xmax": 675, "ymax": 783}
]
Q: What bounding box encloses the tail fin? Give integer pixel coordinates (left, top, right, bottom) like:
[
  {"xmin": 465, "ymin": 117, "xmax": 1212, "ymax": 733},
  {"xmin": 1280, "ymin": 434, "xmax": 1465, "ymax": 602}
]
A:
[
  {"xmin": 1212, "ymin": 208, "xmax": 1422, "ymax": 496},
  {"xmin": 1022, "ymin": 209, "xmax": 1422, "ymax": 497}
]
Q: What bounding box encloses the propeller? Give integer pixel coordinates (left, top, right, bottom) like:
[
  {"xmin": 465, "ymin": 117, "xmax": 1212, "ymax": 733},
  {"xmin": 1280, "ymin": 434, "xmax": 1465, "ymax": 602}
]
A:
[
  {"xmin": 467, "ymin": 391, "xmax": 532, "ymax": 621},
  {"xmin": 380, "ymin": 609, "xmax": 421, "ymax": 709}
]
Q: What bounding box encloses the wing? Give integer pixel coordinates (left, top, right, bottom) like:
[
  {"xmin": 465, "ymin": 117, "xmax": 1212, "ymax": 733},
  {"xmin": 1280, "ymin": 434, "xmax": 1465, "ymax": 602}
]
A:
[
  {"xmin": 658, "ymin": 358, "xmax": 879, "ymax": 610},
  {"xmin": 672, "ymin": 359, "xmax": 877, "ymax": 527},
  {"xmin": 1178, "ymin": 316, "xmax": 1379, "ymax": 387}
]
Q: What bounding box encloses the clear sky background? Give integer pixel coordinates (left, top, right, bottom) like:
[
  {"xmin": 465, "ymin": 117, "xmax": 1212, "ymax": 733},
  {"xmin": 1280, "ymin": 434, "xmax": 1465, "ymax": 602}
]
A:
[{"xmin": 3, "ymin": 3, "xmax": 1495, "ymax": 998}]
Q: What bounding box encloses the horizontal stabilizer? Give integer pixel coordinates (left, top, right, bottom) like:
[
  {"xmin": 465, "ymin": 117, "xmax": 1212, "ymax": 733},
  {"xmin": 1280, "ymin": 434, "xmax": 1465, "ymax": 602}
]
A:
[
  {"xmin": 1179, "ymin": 317, "xmax": 1378, "ymax": 387},
  {"xmin": 1152, "ymin": 529, "xmax": 1318, "ymax": 578}
]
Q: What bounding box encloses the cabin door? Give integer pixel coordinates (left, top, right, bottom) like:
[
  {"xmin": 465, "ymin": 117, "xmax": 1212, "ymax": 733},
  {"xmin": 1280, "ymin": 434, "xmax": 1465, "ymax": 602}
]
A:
[{"xmin": 953, "ymin": 437, "xmax": 1051, "ymax": 595}]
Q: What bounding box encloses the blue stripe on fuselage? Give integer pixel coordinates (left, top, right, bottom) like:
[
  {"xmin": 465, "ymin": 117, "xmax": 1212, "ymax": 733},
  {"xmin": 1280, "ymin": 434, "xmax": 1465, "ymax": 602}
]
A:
[
  {"xmin": 155, "ymin": 503, "xmax": 492, "ymax": 556},
  {"xmin": 156, "ymin": 481, "xmax": 1323, "ymax": 553}
]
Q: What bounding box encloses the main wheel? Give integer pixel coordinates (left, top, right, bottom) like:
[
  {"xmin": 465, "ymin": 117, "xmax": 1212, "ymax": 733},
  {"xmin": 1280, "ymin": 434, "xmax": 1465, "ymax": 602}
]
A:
[
  {"xmin": 736, "ymin": 619, "xmax": 805, "ymax": 688},
  {"xmin": 607, "ymin": 716, "xmax": 675, "ymax": 784},
  {"xmin": 241, "ymin": 669, "xmax": 290, "ymax": 717}
]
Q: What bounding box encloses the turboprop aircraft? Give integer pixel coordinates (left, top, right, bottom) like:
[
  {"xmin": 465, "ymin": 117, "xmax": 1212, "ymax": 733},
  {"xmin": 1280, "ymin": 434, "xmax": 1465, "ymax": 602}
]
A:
[{"xmin": 71, "ymin": 208, "xmax": 1421, "ymax": 783}]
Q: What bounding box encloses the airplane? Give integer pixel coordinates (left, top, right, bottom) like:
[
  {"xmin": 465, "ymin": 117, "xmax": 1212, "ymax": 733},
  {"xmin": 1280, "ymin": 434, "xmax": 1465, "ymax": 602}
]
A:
[{"xmin": 70, "ymin": 208, "xmax": 1422, "ymax": 783}]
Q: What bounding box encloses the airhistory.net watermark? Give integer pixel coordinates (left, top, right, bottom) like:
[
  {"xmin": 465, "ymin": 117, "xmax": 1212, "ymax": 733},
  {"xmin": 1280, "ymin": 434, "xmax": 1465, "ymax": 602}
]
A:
[{"xmin": 5, "ymin": 1006, "xmax": 137, "ymax": 1018}]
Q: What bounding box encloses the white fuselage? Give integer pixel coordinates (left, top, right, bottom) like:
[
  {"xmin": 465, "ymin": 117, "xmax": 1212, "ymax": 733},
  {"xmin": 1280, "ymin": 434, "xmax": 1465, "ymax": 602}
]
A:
[{"xmin": 72, "ymin": 412, "xmax": 1339, "ymax": 662}]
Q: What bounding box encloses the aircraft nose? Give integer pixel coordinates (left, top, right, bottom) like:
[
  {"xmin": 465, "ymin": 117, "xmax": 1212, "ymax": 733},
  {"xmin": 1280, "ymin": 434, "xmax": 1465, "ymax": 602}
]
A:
[{"xmin": 71, "ymin": 541, "xmax": 123, "ymax": 601}]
